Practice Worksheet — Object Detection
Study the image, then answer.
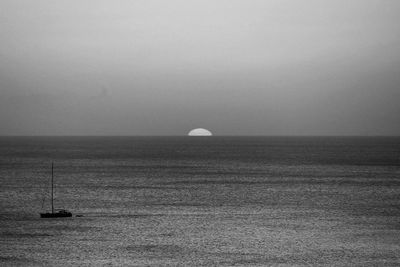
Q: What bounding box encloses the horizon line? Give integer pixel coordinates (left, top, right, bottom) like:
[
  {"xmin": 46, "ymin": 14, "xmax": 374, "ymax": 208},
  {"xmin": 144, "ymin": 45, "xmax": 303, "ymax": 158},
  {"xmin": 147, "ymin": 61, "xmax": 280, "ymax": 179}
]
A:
[{"xmin": 1, "ymin": 134, "xmax": 399, "ymax": 137}]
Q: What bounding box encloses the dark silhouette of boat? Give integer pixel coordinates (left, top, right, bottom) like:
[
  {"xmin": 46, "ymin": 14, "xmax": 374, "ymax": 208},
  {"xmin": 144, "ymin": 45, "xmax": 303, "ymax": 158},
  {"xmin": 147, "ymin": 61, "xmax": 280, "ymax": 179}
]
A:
[
  {"xmin": 41, "ymin": 209, "xmax": 72, "ymax": 218},
  {"xmin": 40, "ymin": 163, "xmax": 72, "ymax": 218}
]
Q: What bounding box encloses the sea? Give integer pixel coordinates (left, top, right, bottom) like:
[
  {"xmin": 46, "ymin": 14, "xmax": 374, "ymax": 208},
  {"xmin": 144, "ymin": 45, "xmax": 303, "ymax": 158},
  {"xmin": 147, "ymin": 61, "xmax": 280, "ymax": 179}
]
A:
[{"xmin": 0, "ymin": 136, "xmax": 399, "ymax": 266}]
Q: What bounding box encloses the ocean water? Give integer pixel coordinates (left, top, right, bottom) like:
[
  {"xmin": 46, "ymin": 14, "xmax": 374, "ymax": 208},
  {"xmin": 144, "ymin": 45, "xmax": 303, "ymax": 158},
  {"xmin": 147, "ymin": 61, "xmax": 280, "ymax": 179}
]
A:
[{"xmin": 0, "ymin": 136, "xmax": 400, "ymax": 266}]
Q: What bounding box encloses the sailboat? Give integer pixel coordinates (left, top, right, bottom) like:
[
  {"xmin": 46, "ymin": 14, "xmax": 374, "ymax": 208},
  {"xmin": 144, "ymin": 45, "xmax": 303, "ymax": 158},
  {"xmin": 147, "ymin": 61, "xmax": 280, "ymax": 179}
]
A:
[{"xmin": 40, "ymin": 162, "xmax": 72, "ymax": 218}]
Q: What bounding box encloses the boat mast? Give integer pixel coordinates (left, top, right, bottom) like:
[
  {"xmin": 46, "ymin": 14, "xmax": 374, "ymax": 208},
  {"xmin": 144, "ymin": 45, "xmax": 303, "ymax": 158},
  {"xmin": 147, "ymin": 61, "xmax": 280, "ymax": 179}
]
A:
[{"xmin": 51, "ymin": 162, "xmax": 54, "ymax": 214}]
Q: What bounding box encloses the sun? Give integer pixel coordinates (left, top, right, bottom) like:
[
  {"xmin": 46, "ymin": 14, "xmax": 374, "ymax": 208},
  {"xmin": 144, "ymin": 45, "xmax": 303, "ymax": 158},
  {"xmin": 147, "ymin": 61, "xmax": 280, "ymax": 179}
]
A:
[{"xmin": 188, "ymin": 128, "xmax": 213, "ymax": 136}]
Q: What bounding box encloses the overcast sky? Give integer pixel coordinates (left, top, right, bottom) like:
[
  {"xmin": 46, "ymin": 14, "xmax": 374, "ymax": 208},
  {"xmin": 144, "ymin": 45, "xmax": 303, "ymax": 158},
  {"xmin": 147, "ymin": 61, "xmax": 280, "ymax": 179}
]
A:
[{"xmin": 1, "ymin": 0, "xmax": 399, "ymax": 135}]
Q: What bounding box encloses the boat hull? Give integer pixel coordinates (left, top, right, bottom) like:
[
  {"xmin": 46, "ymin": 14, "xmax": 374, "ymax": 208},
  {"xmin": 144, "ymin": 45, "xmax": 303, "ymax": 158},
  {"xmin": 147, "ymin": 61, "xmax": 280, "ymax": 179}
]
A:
[{"xmin": 40, "ymin": 212, "xmax": 72, "ymax": 218}]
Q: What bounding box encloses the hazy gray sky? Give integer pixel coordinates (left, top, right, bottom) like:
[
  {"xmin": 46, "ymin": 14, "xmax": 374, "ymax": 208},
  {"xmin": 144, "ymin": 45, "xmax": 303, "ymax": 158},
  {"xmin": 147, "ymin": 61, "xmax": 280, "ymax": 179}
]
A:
[{"xmin": 1, "ymin": 0, "xmax": 399, "ymax": 135}]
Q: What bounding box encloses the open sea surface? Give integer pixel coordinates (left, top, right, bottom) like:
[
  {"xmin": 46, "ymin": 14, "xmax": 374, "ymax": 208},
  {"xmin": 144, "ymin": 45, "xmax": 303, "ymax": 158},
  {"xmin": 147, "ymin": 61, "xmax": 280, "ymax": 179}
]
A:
[{"xmin": 1, "ymin": 136, "xmax": 400, "ymax": 266}]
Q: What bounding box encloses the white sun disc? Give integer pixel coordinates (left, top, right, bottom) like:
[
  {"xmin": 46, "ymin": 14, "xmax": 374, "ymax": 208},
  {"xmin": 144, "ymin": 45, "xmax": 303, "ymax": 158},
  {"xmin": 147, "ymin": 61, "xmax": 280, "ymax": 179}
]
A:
[{"xmin": 188, "ymin": 128, "xmax": 213, "ymax": 136}]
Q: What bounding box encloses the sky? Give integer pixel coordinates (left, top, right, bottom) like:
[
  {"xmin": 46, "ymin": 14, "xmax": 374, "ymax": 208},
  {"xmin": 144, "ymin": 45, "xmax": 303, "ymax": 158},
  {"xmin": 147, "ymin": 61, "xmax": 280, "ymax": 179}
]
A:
[{"xmin": 1, "ymin": 0, "xmax": 399, "ymax": 136}]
